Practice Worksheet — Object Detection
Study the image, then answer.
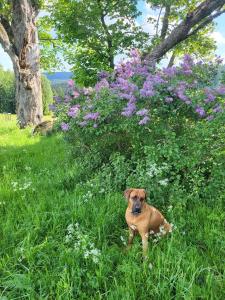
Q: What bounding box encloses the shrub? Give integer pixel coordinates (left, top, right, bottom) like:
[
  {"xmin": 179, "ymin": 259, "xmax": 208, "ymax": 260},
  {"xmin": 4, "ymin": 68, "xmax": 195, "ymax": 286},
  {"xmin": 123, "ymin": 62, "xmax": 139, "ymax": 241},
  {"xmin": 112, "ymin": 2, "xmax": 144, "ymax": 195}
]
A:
[
  {"xmin": 52, "ymin": 52, "xmax": 225, "ymax": 203},
  {"xmin": 41, "ymin": 75, "xmax": 53, "ymax": 115}
]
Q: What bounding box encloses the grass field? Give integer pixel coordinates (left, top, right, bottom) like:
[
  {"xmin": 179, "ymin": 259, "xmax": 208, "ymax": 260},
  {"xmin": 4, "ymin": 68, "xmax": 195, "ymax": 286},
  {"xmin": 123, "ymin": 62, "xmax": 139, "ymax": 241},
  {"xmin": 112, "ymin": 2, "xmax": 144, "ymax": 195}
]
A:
[{"xmin": 0, "ymin": 114, "xmax": 224, "ymax": 299}]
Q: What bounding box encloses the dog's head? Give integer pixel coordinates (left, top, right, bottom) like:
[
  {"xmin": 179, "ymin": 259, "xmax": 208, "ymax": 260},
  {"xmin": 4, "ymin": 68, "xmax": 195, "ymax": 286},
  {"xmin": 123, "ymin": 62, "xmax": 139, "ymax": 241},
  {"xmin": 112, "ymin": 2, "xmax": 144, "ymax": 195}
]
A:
[{"xmin": 124, "ymin": 188, "xmax": 147, "ymax": 215}]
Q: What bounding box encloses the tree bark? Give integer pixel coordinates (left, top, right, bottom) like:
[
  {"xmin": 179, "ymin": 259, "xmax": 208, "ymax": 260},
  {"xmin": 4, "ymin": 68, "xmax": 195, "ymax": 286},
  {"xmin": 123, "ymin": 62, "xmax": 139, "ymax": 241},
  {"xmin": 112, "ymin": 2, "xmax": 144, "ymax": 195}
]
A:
[
  {"xmin": 167, "ymin": 51, "xmax": 176, "ymax": 67},
  {"xmin": 0, "ymin": 0, "xmax": 42, "ymax": 128}
]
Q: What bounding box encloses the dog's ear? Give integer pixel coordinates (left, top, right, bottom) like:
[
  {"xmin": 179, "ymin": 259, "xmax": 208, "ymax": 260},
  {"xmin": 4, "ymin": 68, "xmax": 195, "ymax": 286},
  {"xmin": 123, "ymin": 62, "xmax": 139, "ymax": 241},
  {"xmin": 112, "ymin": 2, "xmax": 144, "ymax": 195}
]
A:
[
  {"xmin": 124, "ymin": 188, "xmax": 133, "ymax": 200},
  {"xmin": 141, "ymin": 189, "xmax": 147, "ymax": 200}
]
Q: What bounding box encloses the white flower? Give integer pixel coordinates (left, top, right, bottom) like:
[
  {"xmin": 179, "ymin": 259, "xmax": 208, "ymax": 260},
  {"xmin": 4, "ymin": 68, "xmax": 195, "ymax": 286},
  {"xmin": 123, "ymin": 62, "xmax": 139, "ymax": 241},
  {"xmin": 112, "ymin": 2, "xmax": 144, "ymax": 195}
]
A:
[
  {"xmin": 158, "ymin": 179, "xmax": 169, "ymax": 186},
  {"xmin": 120, "ymin": 236, "xmax": 126, "ymax": 245},
  {"xmin": 149, "ymin": 263, "xmax": 153, "ymax": 270},
  {"xmin": 168, "ymin": 205, "xmax": 173, "ymax": 211}
]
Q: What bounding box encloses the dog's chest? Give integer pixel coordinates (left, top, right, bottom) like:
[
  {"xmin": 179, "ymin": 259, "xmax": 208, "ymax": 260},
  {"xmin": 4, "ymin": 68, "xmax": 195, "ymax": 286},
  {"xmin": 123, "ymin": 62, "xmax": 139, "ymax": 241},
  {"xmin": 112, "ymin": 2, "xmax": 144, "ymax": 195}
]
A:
[{"xmin": 125, "ymin": 209, "xmax": 149, "ymax": 231}]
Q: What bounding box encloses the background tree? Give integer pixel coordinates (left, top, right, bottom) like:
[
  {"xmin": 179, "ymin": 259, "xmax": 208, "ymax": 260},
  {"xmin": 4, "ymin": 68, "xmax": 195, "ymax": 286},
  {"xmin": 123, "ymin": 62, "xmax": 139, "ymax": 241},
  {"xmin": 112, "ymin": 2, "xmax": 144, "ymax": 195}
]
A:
[
  {"xmin": 0, "ymin": 0, "xmax": 43, "ymax": 128},
  {"xmin": 0, "ymin": 64, "xmax": 15, "ymax": 113},
  {"xmin": 43, "ymin": 0, "xmax": 149, "ymax": 86},
  {"xmin": 0, "ymin": 64, "xmax": 53, "ymax": 115}
]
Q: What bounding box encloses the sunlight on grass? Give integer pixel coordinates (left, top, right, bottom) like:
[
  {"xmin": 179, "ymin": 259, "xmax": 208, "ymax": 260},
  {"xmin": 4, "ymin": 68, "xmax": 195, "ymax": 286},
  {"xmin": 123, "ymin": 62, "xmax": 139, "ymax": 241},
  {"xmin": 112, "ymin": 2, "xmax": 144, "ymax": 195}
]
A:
[{"xmin": 0, "ymin": 115, "xmax": 224, "ymax": 299}]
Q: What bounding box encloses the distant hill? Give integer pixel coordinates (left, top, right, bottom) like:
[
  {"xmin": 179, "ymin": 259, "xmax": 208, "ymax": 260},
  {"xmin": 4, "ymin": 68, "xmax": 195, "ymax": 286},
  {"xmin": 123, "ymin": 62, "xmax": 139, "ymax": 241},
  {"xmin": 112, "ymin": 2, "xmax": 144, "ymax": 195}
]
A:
[{"xmin": 44, "ymin": 72, "xmax": 73, "ymax": 85}]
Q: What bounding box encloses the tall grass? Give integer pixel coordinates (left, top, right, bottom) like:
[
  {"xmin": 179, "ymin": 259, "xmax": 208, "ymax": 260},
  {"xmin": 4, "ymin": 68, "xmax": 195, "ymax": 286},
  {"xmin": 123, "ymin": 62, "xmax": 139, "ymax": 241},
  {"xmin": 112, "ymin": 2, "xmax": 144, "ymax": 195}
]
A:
[{"xmin": 0, "ymin": 115, "xmax": 224, "ymax": 299}]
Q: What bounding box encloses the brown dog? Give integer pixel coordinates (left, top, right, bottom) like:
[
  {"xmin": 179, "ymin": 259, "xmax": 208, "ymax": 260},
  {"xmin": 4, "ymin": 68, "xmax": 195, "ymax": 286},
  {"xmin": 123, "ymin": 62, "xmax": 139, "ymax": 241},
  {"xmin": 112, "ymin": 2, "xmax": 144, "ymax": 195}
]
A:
[{"xmin": 124, "ymin": 188, "xmax": 171, "ymax": 258}]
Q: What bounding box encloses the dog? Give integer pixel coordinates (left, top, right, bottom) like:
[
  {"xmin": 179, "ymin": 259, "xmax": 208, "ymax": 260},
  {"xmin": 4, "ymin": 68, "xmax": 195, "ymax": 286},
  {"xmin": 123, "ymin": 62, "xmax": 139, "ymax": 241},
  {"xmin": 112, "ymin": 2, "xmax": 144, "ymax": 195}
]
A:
[
  {"xmin": 32, "ymin": 120, "xmax": 54, "ymax": 136},
  {"xmin": 124, "ymin": 188, "xmax": 172, "ymax": 258}
]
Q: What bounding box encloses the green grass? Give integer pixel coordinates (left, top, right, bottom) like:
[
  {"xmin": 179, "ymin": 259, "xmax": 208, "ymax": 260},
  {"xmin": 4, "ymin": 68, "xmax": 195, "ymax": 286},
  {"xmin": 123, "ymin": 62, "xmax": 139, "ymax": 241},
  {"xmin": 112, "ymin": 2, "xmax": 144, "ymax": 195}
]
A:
[{"xmin": 0, "ymin": 114, "xmax": 224, "ymax": 299}]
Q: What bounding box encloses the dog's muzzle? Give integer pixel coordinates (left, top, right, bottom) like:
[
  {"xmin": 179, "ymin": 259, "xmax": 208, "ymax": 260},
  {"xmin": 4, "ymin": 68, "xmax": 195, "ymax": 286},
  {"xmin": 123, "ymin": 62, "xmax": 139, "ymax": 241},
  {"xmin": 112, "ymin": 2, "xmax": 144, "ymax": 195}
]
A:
[{"xmin": 132, "ymin": 207, "xmax": 141, "ymax": 215}]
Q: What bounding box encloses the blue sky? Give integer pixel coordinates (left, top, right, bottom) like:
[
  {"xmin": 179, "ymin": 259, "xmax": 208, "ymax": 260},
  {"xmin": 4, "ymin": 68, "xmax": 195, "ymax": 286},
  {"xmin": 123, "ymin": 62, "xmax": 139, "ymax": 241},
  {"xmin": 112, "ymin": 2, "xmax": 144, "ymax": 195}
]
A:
[{"xmin": 1, "ymin": 1, "xmax": 225, "ymax": 71}]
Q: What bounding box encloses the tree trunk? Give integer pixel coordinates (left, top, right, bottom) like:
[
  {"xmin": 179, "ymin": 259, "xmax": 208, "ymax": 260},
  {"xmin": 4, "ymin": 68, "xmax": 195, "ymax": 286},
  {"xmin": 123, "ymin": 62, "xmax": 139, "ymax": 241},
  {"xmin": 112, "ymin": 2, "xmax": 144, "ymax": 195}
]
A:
[
  {"xmin": 0, "ymin": 0, "xmax": 42, "ymax": 128},
  {"xmin": 167, "ymin": 51, "xmax": 176, "ymax": 67},
  {"xmin": 12, "ymin": 0, "xmax": 42, "ymax": 128}
]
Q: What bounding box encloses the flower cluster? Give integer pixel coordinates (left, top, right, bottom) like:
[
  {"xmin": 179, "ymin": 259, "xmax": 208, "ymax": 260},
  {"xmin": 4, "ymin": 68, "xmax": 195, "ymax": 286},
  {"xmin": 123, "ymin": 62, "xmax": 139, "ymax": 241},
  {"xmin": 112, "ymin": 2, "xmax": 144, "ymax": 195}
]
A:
[
  {"xmin": 11, "ymin": 180, "xmax": 33, "ymax": 192},
  {"xmin": 50, "ymin": 50, "xmax": 225, "ymax": 132},
  {"xmin": 65, "ymin": 223, "xmax": 101, "ymax": 264}
]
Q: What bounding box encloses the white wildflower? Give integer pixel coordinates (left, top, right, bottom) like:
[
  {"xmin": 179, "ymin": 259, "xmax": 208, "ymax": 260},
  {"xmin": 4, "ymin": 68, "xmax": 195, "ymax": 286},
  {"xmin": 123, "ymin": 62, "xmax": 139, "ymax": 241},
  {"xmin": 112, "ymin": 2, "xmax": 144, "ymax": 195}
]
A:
[
  {"xmin": 120, "ymin": 236, "xmax": 126, "ymax": 245},
  {"xmin": 158, "ymin": 178, "xmax": 169, "ymax": 186}
]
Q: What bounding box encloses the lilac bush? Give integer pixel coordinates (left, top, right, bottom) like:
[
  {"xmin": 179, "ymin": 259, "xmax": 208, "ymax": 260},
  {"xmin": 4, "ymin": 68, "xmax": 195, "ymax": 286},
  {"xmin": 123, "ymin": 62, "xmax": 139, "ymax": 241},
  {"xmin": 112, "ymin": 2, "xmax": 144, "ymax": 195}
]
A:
[
  {"xmin": 52, "ymin": 50, "xmax": 224, "ymax": 135},
  {"xmin": 51, "ymin": 51, "xmax": 225, "ymax": 201}
]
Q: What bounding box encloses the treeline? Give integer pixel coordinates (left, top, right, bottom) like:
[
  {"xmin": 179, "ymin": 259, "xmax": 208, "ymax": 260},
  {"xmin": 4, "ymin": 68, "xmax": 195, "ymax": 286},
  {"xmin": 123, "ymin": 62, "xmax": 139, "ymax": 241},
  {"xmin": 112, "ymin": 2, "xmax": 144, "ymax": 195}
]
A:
[{"xmin": 0, "ymin": 65, "xmax": 53, "ymax": 115}]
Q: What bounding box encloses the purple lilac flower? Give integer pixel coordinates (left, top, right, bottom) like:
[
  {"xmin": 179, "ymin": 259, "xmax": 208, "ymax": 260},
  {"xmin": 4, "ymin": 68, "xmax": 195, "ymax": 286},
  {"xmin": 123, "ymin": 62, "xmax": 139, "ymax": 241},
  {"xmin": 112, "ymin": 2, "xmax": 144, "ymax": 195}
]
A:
[
  {"xmin": 68, "ymin": 105, "xmax": 80, "ymax": 118},
  {"xmin": 140, "ymin": 80, "xmax": 155, "ymax": 98},
  {"xmin": 183, "ymin": 54, "xmax": 194, "ymax": 66},
  {"xmin": 98, "ymin": 71, "xmax": 110, "ymax": 79},
  {"xmin": 93, "ymin": 123, "xmax": 98, "ymax": 128},
  {"xmin": 163, "ymin": 67, "xmax": 177, "ymax": 77},
  {"xmin": 121, "ymin": 102, "xmax": 136, "ymax": 117},
  {"xmin": 53, "ymin": 96, "xmax": 62, "ymax": 103},
  {"xmin": 119, "ymin": 93, "xmax": 136, "ymax": 102},
  {"xmin": 216, "ymin": 85, "xmax": 225, "ymax": 95},
  {"xmin": 213, "ymin": 104, "xmax": 222, "ymax": 113},
  {"xmin": 165, "ymin": 97, "xmax": 173, "ymax": 103},
  {"xmin": 136, "ymin": 108, "xmax": 149, "ymax": 116},
  {"xmin": 115, "ymin": 62, "xmax": 134, "ymax": 79},
  {"xmin": 61, "ymin": 122, "xmax": 69, "ymax": 131},
  {"xmin": 130, "ymin": 48, "xmax": 140, "ymax": 58},
  {"xmin": 180, "ymin": 54, "xmax": 193, "ymax": 75},
  {"xmin": 204, "ymin": 88, "xmax": 215, "ymax": 103},
  {"xmin": 175, "ymin": 82, "xmax": 191, "ymax": 104},
  {"xmin": 133, "ymin": 64, "xmax": 149, "ymax": 76},
  {"xmin": 195, "ymin": 106, "xmax": 205, "ymax": 117},
  {"xmin": 64, "ymin": 95, "xmax": 71, "ymax": 103},
  {"xmin": 79, "ymin": 121, "xmax": 88, "ymax": 127},
  {"xmin": 83, "ymin": 112, "xmax": 100, "ymax": 121},
  {"xmin": 49, "ymin": 104, "xmax": 56, "ymax": 111},
  {"xmin": 139, "ymin": 116, "xmax": 150, "ymax": 125},
  {"xmin": 95, "ymin": 79, "xmax": 109, "ymax": 91},
  {"xmin": 206, "ymin": 115, "xmax": 214, "ymax": 121},
  {"xmin": 151, "ymin": 73, "xmax": 166, "ymax": 85}
]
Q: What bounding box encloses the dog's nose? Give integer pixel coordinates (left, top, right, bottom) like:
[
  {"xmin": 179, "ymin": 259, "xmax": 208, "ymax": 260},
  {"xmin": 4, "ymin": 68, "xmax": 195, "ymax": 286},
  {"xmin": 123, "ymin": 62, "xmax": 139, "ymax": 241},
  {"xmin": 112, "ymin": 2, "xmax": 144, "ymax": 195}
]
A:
[{"xmin": 132, "ymin": 207, "xmax": 141, "ymax": 214}]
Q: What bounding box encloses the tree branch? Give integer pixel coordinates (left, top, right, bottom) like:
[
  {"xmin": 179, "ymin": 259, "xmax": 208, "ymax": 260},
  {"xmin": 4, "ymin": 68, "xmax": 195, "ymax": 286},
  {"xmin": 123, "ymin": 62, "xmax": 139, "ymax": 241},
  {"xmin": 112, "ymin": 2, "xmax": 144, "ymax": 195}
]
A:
[
  {"xmin": 187, "ymin": 8, "xmax": 225, "ymax": 38},
  {"xmin": 160, "ymin": 4, "xmax": 171, "ymax": 40},
  {"xmin": 155, "ymin": 5, "xmax": 163, "ymax": 36},
  {"xmin": 145, "ymin": 0, "xmax": 225, "ymax": 64}
]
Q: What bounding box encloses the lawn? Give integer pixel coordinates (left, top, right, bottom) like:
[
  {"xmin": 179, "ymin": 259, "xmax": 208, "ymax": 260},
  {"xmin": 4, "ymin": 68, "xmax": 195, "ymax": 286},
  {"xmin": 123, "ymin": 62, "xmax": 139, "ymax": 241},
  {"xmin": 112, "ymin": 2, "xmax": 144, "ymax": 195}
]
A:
[{"xmin": 0, "ymin": 114, "xmax": 224, "ymax": 299}]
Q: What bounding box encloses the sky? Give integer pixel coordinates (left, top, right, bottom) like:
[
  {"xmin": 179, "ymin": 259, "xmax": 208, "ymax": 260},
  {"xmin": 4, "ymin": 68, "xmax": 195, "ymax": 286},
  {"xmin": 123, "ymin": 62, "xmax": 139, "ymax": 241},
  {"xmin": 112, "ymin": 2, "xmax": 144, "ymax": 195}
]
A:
[{"xmin": 1, "ymin": 1, "xmax": 225, "ymax": 71}]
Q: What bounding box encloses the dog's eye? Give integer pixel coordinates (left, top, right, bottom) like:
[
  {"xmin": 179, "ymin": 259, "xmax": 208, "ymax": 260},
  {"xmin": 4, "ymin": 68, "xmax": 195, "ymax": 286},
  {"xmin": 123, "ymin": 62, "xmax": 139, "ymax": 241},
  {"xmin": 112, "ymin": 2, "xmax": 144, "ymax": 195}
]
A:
[{"xmin": 140, "ymin": 197, "xmax": 144, "ymax": 201}]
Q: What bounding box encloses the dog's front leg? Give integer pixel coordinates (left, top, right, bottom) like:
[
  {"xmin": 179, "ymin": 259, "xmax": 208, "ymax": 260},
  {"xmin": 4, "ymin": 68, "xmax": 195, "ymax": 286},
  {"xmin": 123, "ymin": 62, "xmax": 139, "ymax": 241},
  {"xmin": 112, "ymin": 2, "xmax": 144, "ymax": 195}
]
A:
[
  {"xmin": 140, "ymin": 232, "xmax": 149, "ymax": 258},
  {"xmin": 127, "ymin": 227, "xmax": 135, "ymax": 249}
]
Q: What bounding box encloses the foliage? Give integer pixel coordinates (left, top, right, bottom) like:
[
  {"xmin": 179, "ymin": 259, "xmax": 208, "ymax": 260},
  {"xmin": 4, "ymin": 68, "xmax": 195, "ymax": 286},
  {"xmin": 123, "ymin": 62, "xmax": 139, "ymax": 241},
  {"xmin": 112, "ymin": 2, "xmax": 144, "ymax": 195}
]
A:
[
  {"xmin": 41, "ymin": 75, "xmax": 53, "ymax": 115},
  {"xmin": 41, "ymin": 0, "xmax": 148, "ymax": 85},
  {"xmin": 0, "ymin": 66, "xmax": 53, "ymax": 115},
  {"xmin": 0, "ymin": 65, "xmax": 15, "ymax": 113},
  {"xmin": 52, "ymin": 51, "xmax": 225, "ymax": 205},
  {"xmin": 0, "ymin": 115, "xmax": 224, "ymax": 299}
]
